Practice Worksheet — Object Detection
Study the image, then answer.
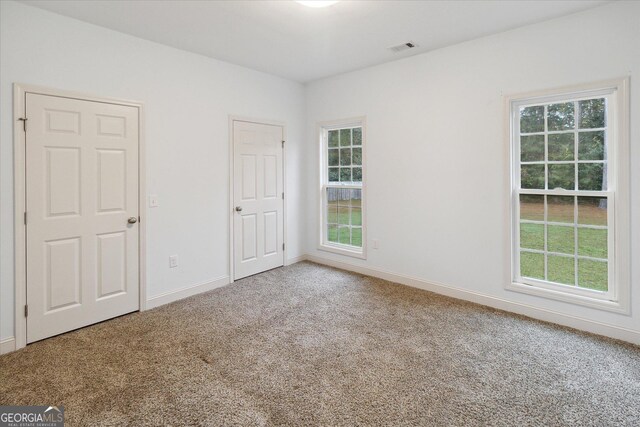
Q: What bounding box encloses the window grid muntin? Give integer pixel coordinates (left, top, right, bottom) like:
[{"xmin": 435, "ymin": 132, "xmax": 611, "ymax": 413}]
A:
[
  {"xmin": 325, "ymin": 187, "xmax": 362, "ymax": 247},
  {"xmin": 519, "ymin": 200, "xmax": 611, "ymax": 290},
  {"xmin": 520, "ymin": 100, "xmax": 607, "ymax": 192},
  {"xmin": 519, "ymin": 195, "xmax": 609, "ymax": 287},
  {"xmin": 327, "ymin": 126, "xmax": 362, "ymax": 184},
  {"xmin": 322, "ymin": 124, "xmax": 364, "ymax": 253},
  {"xmin": 516, "ymin": 95, "xmax": 613, "ymax": 299}
]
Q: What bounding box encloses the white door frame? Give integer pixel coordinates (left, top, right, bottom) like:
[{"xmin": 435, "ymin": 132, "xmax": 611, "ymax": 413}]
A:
[
  {"xmin": 228, "ymin": 115, "xmax": 287, "ymax": 282},
  {"xmin": 13, "ymin": 83, "xmax": 147, "ymax": 350}
]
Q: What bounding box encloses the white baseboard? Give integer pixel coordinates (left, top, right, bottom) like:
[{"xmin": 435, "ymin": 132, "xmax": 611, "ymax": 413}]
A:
[
  {"xmin": 0, "ymin": 337, "xmax": 16, "ymax": 355},
  {"xmin": 146, "ymin": 276, "xmax": 230, "ymax": 309},
  {"xmin": 285, "ymin": 255, "xmax": 307, "ymax": 266},
  {"xmin": 305, "ymin": 254, "xmax": 640, "ymax": 346}
]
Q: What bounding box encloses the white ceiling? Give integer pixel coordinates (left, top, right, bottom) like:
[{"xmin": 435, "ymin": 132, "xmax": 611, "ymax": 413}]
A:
[{"xmin": 21, "ymin": 0, "xmax": 608, "ymax": 83}]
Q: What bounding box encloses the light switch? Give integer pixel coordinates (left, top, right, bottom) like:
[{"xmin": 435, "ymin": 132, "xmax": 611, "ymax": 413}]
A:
[
  {"xmin": 169, "ymin": 255, "xmax": 178, "ymax": 268},
  {"xmin": 149, "ymin": 195, "xmax": 159, "ymax": 208}
]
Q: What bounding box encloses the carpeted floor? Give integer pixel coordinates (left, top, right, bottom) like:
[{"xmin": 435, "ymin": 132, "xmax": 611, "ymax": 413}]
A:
[{"xmin": 1, "ymin": 261, "xmax": 639, "ymax": 426}]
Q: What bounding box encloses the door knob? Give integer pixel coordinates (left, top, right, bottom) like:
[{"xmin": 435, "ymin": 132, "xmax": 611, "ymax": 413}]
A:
[
  {"xmin": 128, "ymin": 217, "xmax": 138, "ymax": 224},
  {"xmin": 235, "ymin": 206, "xmax": 243, "ymax": 212}
]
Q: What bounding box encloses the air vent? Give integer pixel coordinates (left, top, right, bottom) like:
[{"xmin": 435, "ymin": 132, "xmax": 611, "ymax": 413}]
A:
[{"xmin": 388, "ymin": 42, "xmax": 417, "ymax": 53}]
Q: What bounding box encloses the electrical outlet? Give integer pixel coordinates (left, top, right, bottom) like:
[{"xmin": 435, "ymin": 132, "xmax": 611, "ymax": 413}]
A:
[
  {"xmin": 372, "ymin": 239, "xmax": 379, "ymax": 249},
  {"xmin": 149, "ymin": 195, "xmax": 159, "ymax": 208},
  {"xmin": 169, "ymin": 255, "xmax": 178, "ymax": 268}
]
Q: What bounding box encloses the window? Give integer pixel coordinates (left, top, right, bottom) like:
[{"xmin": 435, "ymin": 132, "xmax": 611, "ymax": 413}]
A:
[
  {"xmin": 319, "ymin": 119, "xmax": 365, "ymax": 257},
  {"xmin": 509, "ymin": 80, "xmax": 630, "ymax": 312}
]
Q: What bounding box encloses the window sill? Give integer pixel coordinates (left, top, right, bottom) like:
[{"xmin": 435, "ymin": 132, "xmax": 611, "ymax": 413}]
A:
[
  {"xmin": 318, "ymin": 243, "xmax": 366, "ymax": 260},
  {"xmin": 506, "ymin": 281, "xmax": 629, "ymax": 315}
]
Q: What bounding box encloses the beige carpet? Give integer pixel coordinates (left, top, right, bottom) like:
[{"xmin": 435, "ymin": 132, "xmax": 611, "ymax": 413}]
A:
[{"xmin": 1, "ymin": 261, "xmax": 639, "ymax": 426}]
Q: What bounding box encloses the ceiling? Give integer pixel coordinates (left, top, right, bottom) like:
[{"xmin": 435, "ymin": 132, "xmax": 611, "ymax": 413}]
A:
[{"xmin": 21, "ymin": 0, "xmax": 608, "ymax": 83}]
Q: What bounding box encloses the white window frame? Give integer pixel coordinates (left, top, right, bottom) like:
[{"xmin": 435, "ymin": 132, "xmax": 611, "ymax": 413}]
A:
[
  {"xmin": 506, "ymin": 78, "xmax": 630, "ymax": 314},
  {"xmin": 318, "ymin": 117, "xmax": 367, "ymax": 259}
]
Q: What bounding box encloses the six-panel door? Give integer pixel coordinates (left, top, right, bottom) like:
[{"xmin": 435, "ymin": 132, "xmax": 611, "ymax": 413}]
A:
[
  {"xmin": 233, "ymin": 120, "xmax": 284, "ymax": 279},
  {"xmin": 26, "ymin": 93, "xmax": 139, "ymax": 343}
]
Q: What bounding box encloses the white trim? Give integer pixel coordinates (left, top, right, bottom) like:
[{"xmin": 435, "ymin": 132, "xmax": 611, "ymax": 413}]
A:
[
  {"xmin": 612, "ymin": 77, "xmax": 631, "ymax": 314},
  {"xmin": 12, "ymin": 83, "xmax": 147, "ymax": 351},
  {"xmin": 13, "ymin": 84, "xmax": 27, "ymax": 351},
  {"xmin": 1, "ymin": 337, "xmax": 16, "ymax": 355},
  {"xmin": 318, "ymin": 243, "xmax": 366, "ymax": 259},
  {"xmin": 228, "ymin": 115, "xmax": 287, "ymax": 283},
  {"xmin": 138, "ymin": 103, "xmax": 148, "ymax": 311},
  {"xmin": 505, "ymin": 78, "xmax": 627, "ymax": 106},
  {"xmin": 317, "ymin": 116, "xmax": 367, "ymax": 259},
  {"xmin": 146, "ymin": 276, "xmax": 230, "ymax": 309},
  {"xmin": 505, "ymin": 77, "xmax": 630, "ymax": 313},
  {"xmin": 506, "ymin": 281, "xmax": 627, "ymax": 314},
  {"xmin": 228, "ymin": 117, "xmax": 234, "ymax": 283}
]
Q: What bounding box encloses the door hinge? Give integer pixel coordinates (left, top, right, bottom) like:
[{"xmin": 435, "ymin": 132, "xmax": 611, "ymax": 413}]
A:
[
  {"xmin": 282, "ymin": 192, "xmax": 284, "ymax": 200},
  {"xmin": 282, "ymin": 243, "xmax": 285, "ymax": 251},
  {"xmin": 24, "ymin": 212, "xmax": 27, "ymax": 225},
  {"xmin": 24, "ymin": 305, "xmax": 28, "ymax": 317},
  {"xmin": 281, "ymin": 140, "xmax": 285, "ymax": 148},
  {"xmin": 18, "ymin": 117, "xmax": 27, "ymax": 132}
]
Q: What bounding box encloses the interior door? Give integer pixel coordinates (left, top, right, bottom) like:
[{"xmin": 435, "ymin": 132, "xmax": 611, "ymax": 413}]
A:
[
  {"xmin": 25, "ymin": 93, "xmax": 140, "ymax": 343},
  {"xmin": 233, "ymin": 120, "xmax": 284, "ymax": 279}
]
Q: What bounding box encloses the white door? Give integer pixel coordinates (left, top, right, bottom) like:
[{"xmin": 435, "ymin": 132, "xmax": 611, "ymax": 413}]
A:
[
  {"xmin": 25, "ymin": 93, "xmax": 140, "ymax": 343},
  {"xmin": 233, "ymin": 120, "xmax": 284, "ymax": 279}
]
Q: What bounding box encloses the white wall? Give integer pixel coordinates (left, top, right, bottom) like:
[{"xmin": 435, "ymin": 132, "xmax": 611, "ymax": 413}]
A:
[
  {"xmin": 306, "ymin": 1, "xmax": 640, "ymax": 339},
  {"xmin": 2, "ymin": 0, "xmax": 638, "ymax": 346},
  {"xmin": 0, "ymin": 1, "xmax": 307, "ymax": 341}
]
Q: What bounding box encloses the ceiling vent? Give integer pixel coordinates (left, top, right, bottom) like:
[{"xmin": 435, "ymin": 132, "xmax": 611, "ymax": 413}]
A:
[{"xmin": 388, "ymin": 42, "xmax": 417, "ymax": 53}]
